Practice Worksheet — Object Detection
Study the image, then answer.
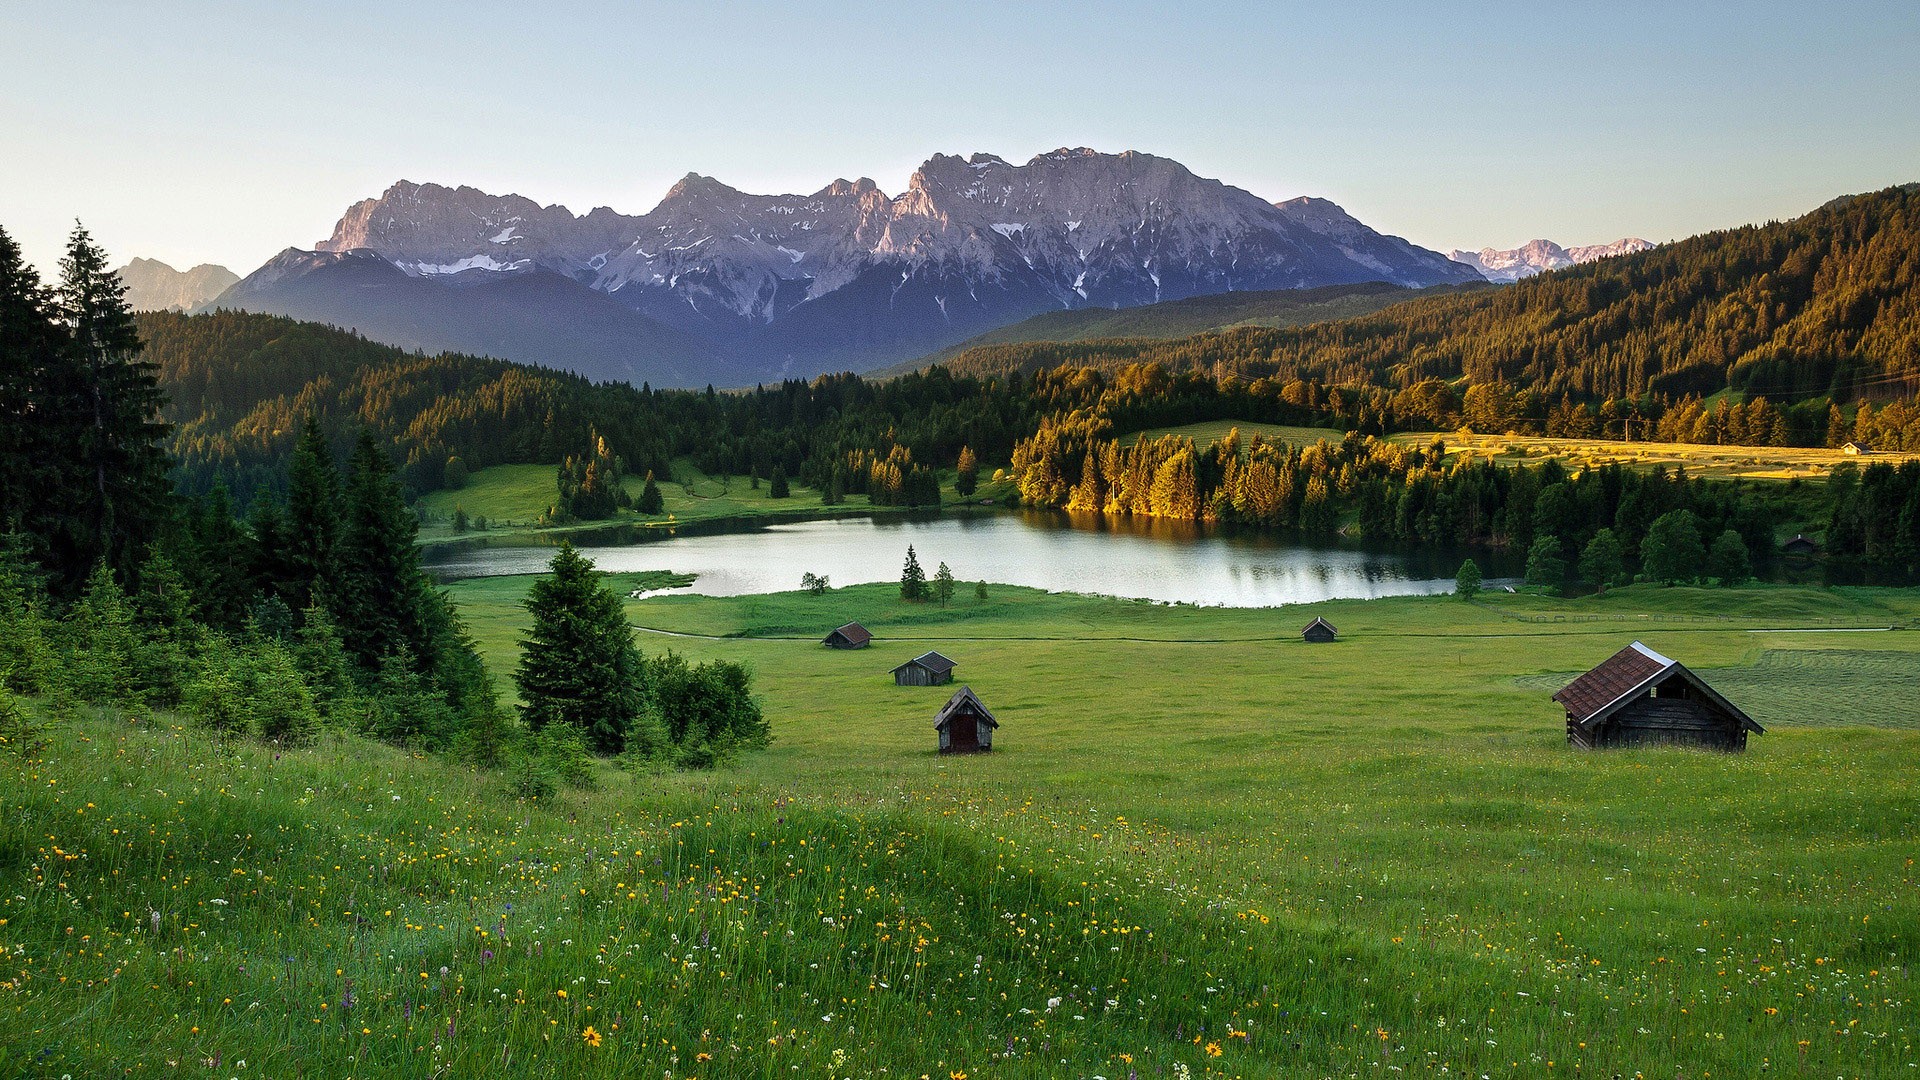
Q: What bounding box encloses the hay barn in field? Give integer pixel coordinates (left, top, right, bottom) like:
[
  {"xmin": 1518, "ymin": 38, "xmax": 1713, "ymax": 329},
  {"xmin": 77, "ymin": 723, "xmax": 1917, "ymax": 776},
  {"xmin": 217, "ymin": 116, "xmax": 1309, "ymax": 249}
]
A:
[
  {"xmin": 1301, "ymin": 616, "xmax": 1338, "ymax": 643},
  {"xmin": 1554, "ymin": 642, "xmax": 1762, "ymax": 752},
  {"xmin": 822, "ymin": 622, "xmax": 872, "ymax": 649},
  {"xmin": 934, "ymin": 686, "xmax": 997, "ymax": 754},
  {"xmin": 892, "ymin": 651, "xmax": 956, "ymax": 686}
]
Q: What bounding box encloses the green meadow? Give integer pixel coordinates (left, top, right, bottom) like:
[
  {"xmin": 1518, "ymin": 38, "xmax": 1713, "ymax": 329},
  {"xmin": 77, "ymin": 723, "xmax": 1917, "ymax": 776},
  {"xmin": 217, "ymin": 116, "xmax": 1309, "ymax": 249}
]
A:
[
  {"xmin": 414, "ymin": 460, "xmax": 1012, "ymax": 546},
  {"xmin": 4, "ymin": 580, "xmax": 1916, "ymax": 1077}
]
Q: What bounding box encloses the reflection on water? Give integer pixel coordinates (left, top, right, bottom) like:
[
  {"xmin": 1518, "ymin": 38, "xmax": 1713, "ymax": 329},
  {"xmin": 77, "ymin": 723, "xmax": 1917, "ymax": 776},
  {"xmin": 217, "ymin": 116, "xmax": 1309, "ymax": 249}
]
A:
[{"xmin": 425, "ymin": 510, "xmax": 1517, "ymax": 608}]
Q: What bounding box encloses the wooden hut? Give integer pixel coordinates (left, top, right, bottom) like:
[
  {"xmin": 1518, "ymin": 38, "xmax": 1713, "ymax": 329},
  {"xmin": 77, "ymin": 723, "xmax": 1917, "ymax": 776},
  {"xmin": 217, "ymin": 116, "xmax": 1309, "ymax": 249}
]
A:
[
  {"xmin": 822, "ymin": 622, "xmax": 872, "ymax": 650},
  {"xmin": 1842, "ymin": 441, "xmax": 1871, "ymax": 456},
  {"xmin": 1781, "ymin": 533, "xmax": 1820, "ymax": 557},
  {"xmin": 892, "ymin": 651, "xmax": 956, "ymax": 686},
  {"xmin": 1301, "ymin": 616, "xmax": 1338, "ymax": 643},
  {"xmin": 933, "ymin": 685, "xmax": 997, "ymax": 754},
  {"xmin": 1554, "ymin": 642, "xmax": 1762, "ymax": 752}
]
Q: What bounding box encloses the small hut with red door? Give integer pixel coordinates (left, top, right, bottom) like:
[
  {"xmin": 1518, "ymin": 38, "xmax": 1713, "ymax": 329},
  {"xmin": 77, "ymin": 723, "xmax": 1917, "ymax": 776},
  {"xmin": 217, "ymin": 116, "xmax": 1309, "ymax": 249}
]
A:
[{"xmin": 934, "ymin": 686, "xmax": 997, "ymax": 754}]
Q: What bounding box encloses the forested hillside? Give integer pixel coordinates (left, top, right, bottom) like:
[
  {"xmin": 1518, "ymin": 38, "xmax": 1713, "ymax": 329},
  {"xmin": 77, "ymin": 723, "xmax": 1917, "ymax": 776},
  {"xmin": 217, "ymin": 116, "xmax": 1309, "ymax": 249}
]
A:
[
  {"xmin": 940, "ymin": 185, "xmax": 1920, "ymax": 402},
  {"xmin": 139, "ymin": 310, "xmax": 1034, "ymax": 504},
  {"xmin": 893, "ymin": 281, "xmax": 1478, "ymax": 372}
]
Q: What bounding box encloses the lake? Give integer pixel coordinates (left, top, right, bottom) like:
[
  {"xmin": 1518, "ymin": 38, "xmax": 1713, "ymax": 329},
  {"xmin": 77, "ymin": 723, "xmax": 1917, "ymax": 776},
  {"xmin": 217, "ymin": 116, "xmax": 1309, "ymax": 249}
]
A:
[{"xmin": 423, "ymin": 510, "xmax": 1514, "ymax": 607}]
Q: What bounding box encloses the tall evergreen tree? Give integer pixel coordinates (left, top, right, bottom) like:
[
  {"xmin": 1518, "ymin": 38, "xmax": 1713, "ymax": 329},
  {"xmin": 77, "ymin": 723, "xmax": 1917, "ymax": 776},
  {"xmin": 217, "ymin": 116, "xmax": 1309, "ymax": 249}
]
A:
[
  {"xmin": 637, "ymin": 470, "xmax": 665, "ymax": 514},
  {"xmin": 56, "ymin": 224, "xmax": 172, "ymax": 587},
  {"xmin": 900, "ymin": 545, "xmax": 926, "ymax": 600},
  {"xmin": 516, "ymin": 542, "xmax": 648, "ymax": 754},
  {"xmin": 0, "ymin": 228, "xmax": 75, "ymax": 579},
  {"xmin": 334, "ymin": 430, "xmax": 431, "ymax": 671},
  {"xmin": 955, "ymin": 445, "xmax": 979, "ymax": 497},
  {"xmin": 284, "ymin": 416, "xmax": 342, "ymax": 613}
]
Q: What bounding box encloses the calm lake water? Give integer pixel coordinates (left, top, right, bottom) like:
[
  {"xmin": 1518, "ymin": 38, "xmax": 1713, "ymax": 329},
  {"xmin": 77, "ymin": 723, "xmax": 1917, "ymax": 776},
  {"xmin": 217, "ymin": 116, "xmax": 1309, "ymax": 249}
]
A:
[{"xmin": 424, "ymin": 511, "xmax": 1515, "ymax": 608}]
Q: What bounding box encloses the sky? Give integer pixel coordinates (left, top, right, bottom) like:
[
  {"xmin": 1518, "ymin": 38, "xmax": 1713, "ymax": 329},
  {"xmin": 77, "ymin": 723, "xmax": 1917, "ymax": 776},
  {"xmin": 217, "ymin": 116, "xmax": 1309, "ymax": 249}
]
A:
[{"xmin": 2, "ymin": 0, "xmax": 1917, "ymax": 276}]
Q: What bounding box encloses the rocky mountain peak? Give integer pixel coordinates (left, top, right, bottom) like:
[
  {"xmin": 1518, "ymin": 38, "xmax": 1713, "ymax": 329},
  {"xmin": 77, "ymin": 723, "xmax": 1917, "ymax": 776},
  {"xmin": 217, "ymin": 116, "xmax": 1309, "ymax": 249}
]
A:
[{"xmin": 1449, "ymin": 237, "xmax": 1656, "ymax": 282}]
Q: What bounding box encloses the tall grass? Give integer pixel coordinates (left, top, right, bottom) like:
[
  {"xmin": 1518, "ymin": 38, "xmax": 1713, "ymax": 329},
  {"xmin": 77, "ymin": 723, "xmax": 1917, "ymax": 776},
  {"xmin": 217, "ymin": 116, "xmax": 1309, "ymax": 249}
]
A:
[{"xmin": 4, "ymin": 583, "xmax": 1915, "ymax": 1077}]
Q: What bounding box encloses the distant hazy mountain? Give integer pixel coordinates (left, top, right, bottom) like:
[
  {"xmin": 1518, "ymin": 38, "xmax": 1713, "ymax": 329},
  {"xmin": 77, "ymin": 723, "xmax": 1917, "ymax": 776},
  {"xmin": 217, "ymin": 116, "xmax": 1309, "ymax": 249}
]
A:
[
  {"xmin": 210, "ymin": 248, "xmax": 724, "ymax": 387},
  {"xmin": 1447, "ymin": 237, "xmax": 1655, "ymax": 283},
  {"xmin": 206, "ymin": 148, "xmax": 1483, "ymax": 386},
  {"xmin": 115, "ymin": 258, "xmax": 238, "ymax": 312}
]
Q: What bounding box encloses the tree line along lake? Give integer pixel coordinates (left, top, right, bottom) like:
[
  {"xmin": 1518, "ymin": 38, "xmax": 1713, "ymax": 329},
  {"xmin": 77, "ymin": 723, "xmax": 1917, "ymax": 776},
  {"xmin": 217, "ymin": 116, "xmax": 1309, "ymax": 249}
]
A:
[{"xmin": 422, "ymin": 509, "xmax": 1521, "ymax": 606}]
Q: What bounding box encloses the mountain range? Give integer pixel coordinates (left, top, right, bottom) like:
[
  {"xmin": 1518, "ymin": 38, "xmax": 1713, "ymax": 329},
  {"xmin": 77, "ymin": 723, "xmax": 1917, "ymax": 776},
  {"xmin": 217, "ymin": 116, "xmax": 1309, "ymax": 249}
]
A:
[
  {"xmin": 115, "ymin": 257, "xmax": 238, "ymax": 312},
  {"xmin": 200, "ymin": 149, "xmax": 1484, "ymax": 386},
  {"xmin": 1446, "ymin": 237, "xmax": 1655, "ymax": 282}
]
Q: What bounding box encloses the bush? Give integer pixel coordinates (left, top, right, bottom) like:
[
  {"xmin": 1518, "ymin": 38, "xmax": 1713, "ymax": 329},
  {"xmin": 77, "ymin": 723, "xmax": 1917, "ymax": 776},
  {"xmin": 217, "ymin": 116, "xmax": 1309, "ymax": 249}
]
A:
[
  {"xmin": 0, "ymin": 686, "xmax": 48, "ymax": 759},
  {"xmin": 531, "ymin": 724, "xmax": 596, "ymax": 790}
]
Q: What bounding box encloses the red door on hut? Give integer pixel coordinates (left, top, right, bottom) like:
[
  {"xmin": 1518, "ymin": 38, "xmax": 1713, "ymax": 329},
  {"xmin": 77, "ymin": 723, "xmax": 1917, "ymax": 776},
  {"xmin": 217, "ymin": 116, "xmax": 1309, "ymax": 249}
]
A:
[{"xmin": 933, "ymin": 687, "xmax": 997, "ymax": 754}]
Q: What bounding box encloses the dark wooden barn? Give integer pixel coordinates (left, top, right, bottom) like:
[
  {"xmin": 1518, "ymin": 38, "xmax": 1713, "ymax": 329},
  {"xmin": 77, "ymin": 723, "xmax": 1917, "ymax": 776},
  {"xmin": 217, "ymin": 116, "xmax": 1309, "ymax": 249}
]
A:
[
  {"xmin": 1554, "ymin": 642, "xmax": 1763, "ymax": 752},
  {"xmin": 822, "ymin": 622, "xmax": 872, "ymax": 650},
  {"xmin": 892, "ymin": 651, "xmax": 956, "ymax": 686},
  {"xmin": 933, "ymin": 685, "xmax": 997, "ymax": 754},
  {"xmin": 1301, "ymin": 616, "xmax": 1338, "ymax": 643},
  {"xmin": 1781, "ymin": 533, "xmax": 1820, "ymax": 557}
]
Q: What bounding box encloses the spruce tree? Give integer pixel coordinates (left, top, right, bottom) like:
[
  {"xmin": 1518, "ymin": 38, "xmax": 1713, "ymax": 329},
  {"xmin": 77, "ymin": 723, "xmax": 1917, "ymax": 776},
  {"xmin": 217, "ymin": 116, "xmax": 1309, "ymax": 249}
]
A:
[
  {"xmin": 637, "ymin": 471, "xmax": 665, "ymax": 514},
  {"xmin": 955, "ymin": 446, "xmax": 978, "ymax": 497},
  {"xmin": 0, "ymin": 228, "xmax": 76, "ymax": 580},
  {"xmin": 899, "ymin": 545, "xmax": 926, "ymax": 600},
  {"xmin": 284, "ymin": 416, "xmax": 342, "ymax": 614},
  {"xmin": 187, "ymin": 480, "xmax": 256, "ymax": 630},
  {"xmin": 49, "ymin": 225, "xmax": 173, "ymax": 590},
  {"xmin": 335, "ymin": 430, "xmax": 432, "ymax": 671},
  {"xmin": 768, "ymin": 464, "xmax": 789, "ymax": 499},
  {"xmin": 933, "ymin": 562, "xmax": 955, "ymax": 606},
  {"xmin": 517, "ymin": 542, "xmax": 647, "ymax": 754}
]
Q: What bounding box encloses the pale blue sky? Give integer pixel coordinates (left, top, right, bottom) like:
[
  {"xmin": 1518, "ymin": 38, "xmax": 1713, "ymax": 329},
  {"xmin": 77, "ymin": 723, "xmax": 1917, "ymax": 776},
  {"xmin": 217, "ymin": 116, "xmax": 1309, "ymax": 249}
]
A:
[{"xmin": 3, "ymin": 1, "xmax": 1916, "ymax": 275}]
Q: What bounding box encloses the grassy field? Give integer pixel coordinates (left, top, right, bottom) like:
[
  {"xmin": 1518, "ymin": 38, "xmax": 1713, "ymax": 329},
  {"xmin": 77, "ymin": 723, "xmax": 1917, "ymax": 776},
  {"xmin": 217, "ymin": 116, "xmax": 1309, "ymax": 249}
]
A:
[
  {"xmin": 1401, "ymin": 431, "xmax": 1920, "ymax": 482},
  {"xmin": 5, "ymin": 580, "xmax": 1916, "ymax": 1077},
  {"xmin": 1124, "ymin": 420, "xmax": 1345, "ymax": 449},
  {"xmin": 415, "ymin": 460, "xmax": 1012, "ymax": 546}
]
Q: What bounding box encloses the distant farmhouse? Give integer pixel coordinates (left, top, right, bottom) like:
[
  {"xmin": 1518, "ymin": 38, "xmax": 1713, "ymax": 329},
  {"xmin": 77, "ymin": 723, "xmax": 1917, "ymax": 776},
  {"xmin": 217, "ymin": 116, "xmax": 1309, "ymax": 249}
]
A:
[
  {"xmin": 1554, "ymin": 642, "xmax": 1763, "ymax": 752},
  {"xmin": 1301, "ymin": 617, "xmax": 1338, "ymax": 643},
  {"xmin": 1781, "ymin": 534, "xmax": 1820, "ymax": 556},
  {"xmin": 934, "ymin": 686, "xmax": 997, "ymax": 754},
  {"xmin": 892, "ymin": 651, "xmax": 957, "ymax": 686},
  {"xmin": 822, "ymin": 622, "xmax": 872, "ymax": 649}
]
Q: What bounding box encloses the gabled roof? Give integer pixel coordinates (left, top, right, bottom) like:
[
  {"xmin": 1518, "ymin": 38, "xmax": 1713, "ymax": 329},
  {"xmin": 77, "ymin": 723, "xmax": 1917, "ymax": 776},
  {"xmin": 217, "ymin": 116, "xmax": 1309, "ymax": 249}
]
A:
[
  {"xmin": 893, "ymin": 650, "xmax": 956, "ymax": 675},
  {"xmin": 1554, "ymin": 642, "xmax": 1762, "ymax": 733},
  {"xmin": 824, "ymin": 622, "xmax": 871, "ymax": 645},
  {"xmin": 933, "ymin": 685, "xmax": 997, "ymax": 731},
  {"xmin": 1302, "ymin": 616, "xmax": 1337, "ymax": 635}
]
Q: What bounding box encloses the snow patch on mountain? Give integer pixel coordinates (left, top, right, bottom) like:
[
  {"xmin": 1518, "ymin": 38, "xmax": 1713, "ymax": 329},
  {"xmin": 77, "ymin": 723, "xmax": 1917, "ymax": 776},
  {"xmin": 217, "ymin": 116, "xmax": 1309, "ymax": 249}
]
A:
[{"xmin": 1448, "ymin": 237, "xmax": 1655, "ymax": 282}]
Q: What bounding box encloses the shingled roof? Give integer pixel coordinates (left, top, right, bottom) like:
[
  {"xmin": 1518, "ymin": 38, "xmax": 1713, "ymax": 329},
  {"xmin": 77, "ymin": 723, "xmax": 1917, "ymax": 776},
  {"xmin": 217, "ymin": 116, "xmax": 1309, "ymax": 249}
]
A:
[
  {"xmin": 932, "ymin": 685, "xmax": 997, "ymax": 731},
  {"xmin": 1303, "ymin": 616, "xmax": 1337, "ymax": 636},
  {"xmin": 824, "ymin": 622, "xmax": 872, "ymax": 647},
  {"xmin": 1554, "ymin": 642, "xmax": 1761, "ymax": 733},
  {"xmin": 893, "ymin": 651, "xmax": 956, "ymax": 676}
]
